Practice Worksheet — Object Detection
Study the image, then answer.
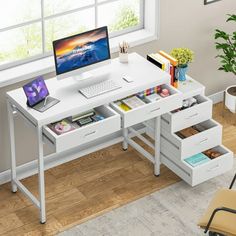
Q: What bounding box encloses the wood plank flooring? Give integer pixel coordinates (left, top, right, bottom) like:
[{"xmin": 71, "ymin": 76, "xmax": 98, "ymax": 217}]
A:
[{"xmin": 0, "ymin": 102, "xmax": 235, "ymax": 236}]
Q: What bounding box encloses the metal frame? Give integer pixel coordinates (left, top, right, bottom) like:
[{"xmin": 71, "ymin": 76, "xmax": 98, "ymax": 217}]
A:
[
  {"xmin": 0, "ymin": 0, "xmax": 144, "ymax": 71},
  {"xmin": 123, "ymin": 117, "xmax": 161, "ymax": 176},
  {"xmin": 204, "ymin": 172, "xmax": 236, "ymax": 234},
  {"xmin": 7, "ymin": 98, "xmax": 161, "ymax": 223},
  {"xmin": 7, "ymin": 100, "xmax": 46, "ymax": 223}
]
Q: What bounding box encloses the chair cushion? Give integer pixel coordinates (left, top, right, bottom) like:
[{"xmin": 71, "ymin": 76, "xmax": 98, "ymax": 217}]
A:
[{"xmin": 198, "ymin": 189, "xmax": 236, "ymax": 236}]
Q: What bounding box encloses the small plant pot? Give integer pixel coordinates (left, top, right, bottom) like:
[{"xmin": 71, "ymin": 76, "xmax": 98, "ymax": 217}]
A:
[
  {"xmin": 177, "ymin": 65, "xmax": 188, "ymax": 81},
  {"xmin": 119, "ymin": 53, "xmax": 128, "ymax": 63},
  {"xmin": 225, "ymin": 85, "xmax": 236, "ymax": 113}
]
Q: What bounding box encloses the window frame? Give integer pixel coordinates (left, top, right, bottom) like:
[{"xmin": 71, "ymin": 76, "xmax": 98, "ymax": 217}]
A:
[{"xmin": 0, "ymin": 0, "xmax": 144, "ymax": 71}]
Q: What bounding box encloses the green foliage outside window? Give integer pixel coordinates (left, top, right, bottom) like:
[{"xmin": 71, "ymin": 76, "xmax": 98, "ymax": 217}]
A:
[{"xmin": 110, "ymin": 6, "xmax": 139, "ymax": 32}]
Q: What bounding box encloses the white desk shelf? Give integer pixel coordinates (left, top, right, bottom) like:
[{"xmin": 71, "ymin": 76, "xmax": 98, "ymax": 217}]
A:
[
  {"xmin": 6, "ymin": 53, "xmax": 234, "ymax": 223},
  {"xmin": 7, "ymin": 53, "xmax": 183, "ymax": 223}
]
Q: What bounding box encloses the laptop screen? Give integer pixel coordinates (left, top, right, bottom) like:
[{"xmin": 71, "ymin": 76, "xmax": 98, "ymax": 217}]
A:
[{"xmin": 23, "ymin": 76, "xmax": 49, "ymax": 107}]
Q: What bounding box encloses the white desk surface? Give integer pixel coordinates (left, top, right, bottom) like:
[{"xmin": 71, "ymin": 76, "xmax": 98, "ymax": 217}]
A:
[
  {"xmin": 178, "ymin": 76, "xmax": 205, "ymax": 99},
  {"xmin": 7, "ymin": 53, "xmax": 170, "ymax": 126}
]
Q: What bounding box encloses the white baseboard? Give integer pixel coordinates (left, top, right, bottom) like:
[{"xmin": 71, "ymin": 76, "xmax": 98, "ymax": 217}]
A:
[
  {"xmin": 0, "ymin": 127, "xmax": 146, "ymax": 186},
  {"xmin": 208, "ymin": 90, "xmax": 224, "ymax": 104}
]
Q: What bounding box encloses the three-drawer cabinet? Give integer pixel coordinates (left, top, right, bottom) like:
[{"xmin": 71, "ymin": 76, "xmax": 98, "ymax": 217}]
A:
[{"xmin": 159, "ymin": 78, "xmax": 234, "ymax": 186}]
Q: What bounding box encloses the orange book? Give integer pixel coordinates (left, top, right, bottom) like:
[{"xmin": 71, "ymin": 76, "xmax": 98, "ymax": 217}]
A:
[{"xmin": 159, "ymin": 50, "xmax": 178, "ymax": 66}]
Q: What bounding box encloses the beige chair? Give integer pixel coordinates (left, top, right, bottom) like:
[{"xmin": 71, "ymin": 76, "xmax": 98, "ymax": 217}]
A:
[{"xmin": 198, "ymin": 173, "xmax": 236, "ymax": 236}]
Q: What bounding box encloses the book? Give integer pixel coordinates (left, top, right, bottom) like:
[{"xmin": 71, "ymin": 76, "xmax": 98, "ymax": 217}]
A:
[
  {"xmin": 170, "ymin": 64, "xmax": 175, "ymax": 86},
  {"xmin": 48, "ymin": 119, "xmax": 77, "ymax": 135},
  {"xmin": 122, "ymin": 96, "xmax": 146, "ymax": 109},
  {"xmin": 69, "ymin": 109, "xmax": 95, "ymax": 122},
  {"xmin": 159, "ymin": 50, "xmax": 178, "ymax": 66},
  {"xmin": 115, "ymin": 101, "xmax": 131, "ymax": 111},
  {"xmin": 152, "ymin": 53, "xmax": 171, "ymax": 74},
  {"xmin": 184, "ymin": 153, "xmax": 211, "ymax": 167},
  {"xmin": 147, "ymin": 54, "xmax": 163, "ymax": 69}
]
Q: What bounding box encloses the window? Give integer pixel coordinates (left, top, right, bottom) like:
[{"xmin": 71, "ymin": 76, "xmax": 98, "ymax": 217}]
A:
[{"xmin": 0, "ymin": 0, "xmax": 144, "ymax": 70}]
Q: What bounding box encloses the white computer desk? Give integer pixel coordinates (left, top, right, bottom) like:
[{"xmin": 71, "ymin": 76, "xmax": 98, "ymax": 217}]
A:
[{"xmin": 6, "ymin": 53, "xmax": 183, "ymax": 223}]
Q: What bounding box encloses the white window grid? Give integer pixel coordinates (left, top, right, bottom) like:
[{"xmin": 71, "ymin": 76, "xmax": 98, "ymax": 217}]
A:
[{"xmin": 0, "ymin": 0, "xmax": 144, "ymax": 70}]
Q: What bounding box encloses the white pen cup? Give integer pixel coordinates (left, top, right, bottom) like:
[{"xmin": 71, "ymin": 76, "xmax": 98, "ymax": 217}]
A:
[{"xmin": 119, "ymin": 52, "xmax": 128, "ymax": 63}]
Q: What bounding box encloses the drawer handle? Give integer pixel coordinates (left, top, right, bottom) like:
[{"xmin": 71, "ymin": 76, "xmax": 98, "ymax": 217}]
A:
[
  {"xmin": 186, "ymin": 113, "xmax": 198, "ymax": 119},
  {"xmin": 207, "ymin": 164, "xmax": 220, "ymax": 172},
  {"xmin": 84, "ymin": 131, "xmax": 97, "ymax": 137},
  {"xmin": 150, "ymin": 107, "xmax": 160, "ymax": 113},
  {"xmin": 198, "ymin": 138, "xmax": 208, "ymax": 144}
]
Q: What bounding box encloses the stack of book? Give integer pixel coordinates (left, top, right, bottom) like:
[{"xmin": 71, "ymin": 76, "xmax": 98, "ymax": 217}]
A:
[
  {"xmin": 69, "ymin": 109, "xmax": 95, "ymax": 122},
  {"xmin": 116, "ymin": 95, "xmax": 146, "ymax": 111},
  {"xmin": 184, "ymin": 153, "xmax": 211, "ymax": 167},
  {"xmin": 147, "ymin": 51, "xmax": 178, "ymax": 87}
]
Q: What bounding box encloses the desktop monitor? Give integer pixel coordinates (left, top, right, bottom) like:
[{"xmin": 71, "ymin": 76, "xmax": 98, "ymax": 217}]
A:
[{"xmin": 53, "ymin": 26, "xmax": 111, "ymax": 81}]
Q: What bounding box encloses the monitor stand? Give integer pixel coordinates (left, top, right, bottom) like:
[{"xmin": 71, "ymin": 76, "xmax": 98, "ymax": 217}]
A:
[
  {"xmin": 73, "ymin": 72, "xmax": 93, "ymax": 81},
  {"xmin": 72, "ymin": 69, "xmax": 111, "ymax": 90}
]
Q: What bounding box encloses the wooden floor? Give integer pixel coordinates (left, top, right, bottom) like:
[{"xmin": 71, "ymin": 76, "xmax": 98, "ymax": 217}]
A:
[{"xmin": 0, "ymin": 102, "xmax": 235, "ymax": 236}]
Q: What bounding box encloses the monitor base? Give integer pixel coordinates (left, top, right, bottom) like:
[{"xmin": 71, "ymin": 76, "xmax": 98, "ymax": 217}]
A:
[{"xmin": 72, "ymin": 72, "xmax": 93, "ymax": 81}]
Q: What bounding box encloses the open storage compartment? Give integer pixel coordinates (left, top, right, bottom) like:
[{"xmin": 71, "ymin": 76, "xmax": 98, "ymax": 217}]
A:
[
  {"xmin": 43, "ymin": 105, "xmax": 121, "ymax": 153},
  {"xmin": 161, "ymin": 145, "xmax": 234, "ymax": 186},
  {"xmin": 110, "ymin": 84, "xmax": 182, "ymax": 128},
  {"xmin": 161, "ymin": 119, "xmax": 222, "ymax": 159},
  {"xmin": 161, "ymin": 94, "xmax": 212, "ymax": 133}
]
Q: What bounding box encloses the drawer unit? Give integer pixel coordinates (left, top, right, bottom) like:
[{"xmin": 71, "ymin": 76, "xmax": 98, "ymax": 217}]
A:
[
  {"xmin": 161, "ymin": 95, "xmax": 212, "ymax": 133},
  {"xmin": 43, "ymin": 105, "xmax": 121, "ymax": 153},
  {"xmin": 161, "ymin": 145, "xmax": 234, "ymax": 186},
  {"xmin": 110, "ymin": 84, "xmax": 182, "ymax": 128},
  {"xmin": 161, "ymin": 119, "xmax": 222, "ymax": 160}
]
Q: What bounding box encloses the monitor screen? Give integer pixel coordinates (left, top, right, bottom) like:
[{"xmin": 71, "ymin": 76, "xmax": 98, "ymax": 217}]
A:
[
  {"xmin": 23, "ymin": 76, "xmax": 49, "ymax": 107},
  {"xmin": 53, "ymin": 26, "xmax": 111, "ymax": 76}
]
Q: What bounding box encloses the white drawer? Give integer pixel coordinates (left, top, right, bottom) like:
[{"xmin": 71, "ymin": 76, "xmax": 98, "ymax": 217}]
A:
[
  {"xmin": 161, "ymin": 119, "xmax": 222, "ymax": 159},
  {"xmin": 43, "ymin": 105, "xmax": 121, "ymax": 153},
  {"xmin": 161, "ymin": 145, "xmax": 234, "ymax": 186},
  {"xmin": 110, "ymin": 84, "xmax": 182, "ymax": 128},
  {"xmin": 161, "ymin": 95, "xmax": 212, "ymax": 133}
]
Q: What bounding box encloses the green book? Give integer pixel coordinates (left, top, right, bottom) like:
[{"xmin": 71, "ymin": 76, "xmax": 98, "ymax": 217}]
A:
[{"xmin": 184, "ymin": 153, "xmax": 211, "ymax": 167}]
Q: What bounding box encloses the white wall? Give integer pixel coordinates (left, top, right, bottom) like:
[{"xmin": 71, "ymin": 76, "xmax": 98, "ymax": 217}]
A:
[{"xmin": 0, "ymin": 0, "xmax": 236, "ymax": 174}]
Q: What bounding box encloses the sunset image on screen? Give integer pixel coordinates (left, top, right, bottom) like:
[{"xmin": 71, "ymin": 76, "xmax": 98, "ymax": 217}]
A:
[{"xmin": 54, "ymin": 27, "xmax": 110, "ymax": 75}]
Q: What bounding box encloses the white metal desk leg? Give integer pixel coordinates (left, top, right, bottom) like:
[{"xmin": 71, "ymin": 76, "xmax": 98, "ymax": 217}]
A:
[
  {"xmin": 7, "ymin": 101, "xmax": 17, "ymax": 193},
  {"xmin": 154, "ymin": 116, "xmax": 161, "ymax": 176},
  {"xmin": 122, "ymin": 128, "xmax": 128, "ymax": 151},
  {"xmin": 37, "ymin": 126, "xmax": 46, "ymax": 224}
]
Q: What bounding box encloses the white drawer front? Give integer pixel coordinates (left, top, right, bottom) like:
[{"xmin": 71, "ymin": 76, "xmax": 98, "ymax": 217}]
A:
[
  {"xmin": 162, "ymin": 95, "xmax": 212, "ymax": 133},
  {"xmin": 161, "ymin": 119, "xmax": 222, "ymax": 159},
  {"xmin": 43, "ymin": 105, "xmax": 121, "ymax": 153},
  {"xmin": 161, "ymin": 145, "xmax": 234, "ymax": 186},
  {"xmin": 110, "ymin": 84, "xmax": 182, "ymax": 128}
]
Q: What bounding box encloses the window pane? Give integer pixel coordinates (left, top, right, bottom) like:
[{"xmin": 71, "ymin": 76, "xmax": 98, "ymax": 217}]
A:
[
  {"xmin": 0, "ymin": 23, "xmax": 42, "ymax": 66},
  {"xmin": 45, "ymin": 9, "xmax": 95, "ymax": 51},
  {"xmin": 98, "ymin": 0, "xmax": 141, "ymax": 33},
  {"xmin": 0, "ymin": 0, "xmax": 41, "ymax": 29},
  {"xmin": 44, "ymin": 0, "xmax": 95, "ymax": 17}
]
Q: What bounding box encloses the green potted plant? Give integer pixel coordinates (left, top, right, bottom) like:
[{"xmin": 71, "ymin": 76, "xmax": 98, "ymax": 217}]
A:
[
  {"xmin": 170, "ymin": 47, "xmax": 194, "ymax": 81},
  {"xmin": 214, "ymin": 14, "xmax": 236, "ymax": 113}
]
